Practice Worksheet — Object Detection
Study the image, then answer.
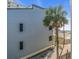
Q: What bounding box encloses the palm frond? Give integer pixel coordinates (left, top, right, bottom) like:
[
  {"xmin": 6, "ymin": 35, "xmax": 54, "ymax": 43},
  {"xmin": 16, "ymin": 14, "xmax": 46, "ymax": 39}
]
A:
[{"xmin": 43, "ymin": 5, "xmax": 68, "ymax": 28}]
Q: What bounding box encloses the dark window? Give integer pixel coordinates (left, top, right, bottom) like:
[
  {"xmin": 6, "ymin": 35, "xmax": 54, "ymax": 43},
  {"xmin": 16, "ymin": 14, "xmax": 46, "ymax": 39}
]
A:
[
  {"xmin": 49, "ymin": 36, "xmax": 52, "ymax": 41},
  {"xmin": 20, "ymin": 23, "xmax": 23, "ymax": 32},
  {"xmin": 49, "ymin": 26, "xmax": 52, "ymax": 30},
  {"xmin": 19, "ymin": 41, "xmax": 23, "ymax": 50}
]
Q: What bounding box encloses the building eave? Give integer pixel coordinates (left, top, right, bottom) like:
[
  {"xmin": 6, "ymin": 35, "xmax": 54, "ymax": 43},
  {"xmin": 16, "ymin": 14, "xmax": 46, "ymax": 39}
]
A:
[{"xmin": 7, "ymin": 1, "xmax": 46, "ymax": 10}]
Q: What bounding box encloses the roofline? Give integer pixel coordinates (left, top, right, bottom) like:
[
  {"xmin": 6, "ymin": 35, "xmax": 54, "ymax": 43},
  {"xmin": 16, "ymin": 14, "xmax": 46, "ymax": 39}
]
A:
[
  {"xmin": 7, "ymin": 4, "xmax": 46, "ymax": 10},
  {"xmin": 32, "ymin": 4, "xmax": 45, "ymax": 9}
]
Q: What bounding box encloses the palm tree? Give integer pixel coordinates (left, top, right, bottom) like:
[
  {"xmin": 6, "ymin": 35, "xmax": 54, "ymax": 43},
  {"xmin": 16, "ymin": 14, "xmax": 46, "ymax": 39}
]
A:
[
  {"xmin": 59, "ymin": 24, "xmax": 66, "ymax": 59},
  {"xmin": 43, "ymin": 6, "xmax": 68, "ymax": 59}
]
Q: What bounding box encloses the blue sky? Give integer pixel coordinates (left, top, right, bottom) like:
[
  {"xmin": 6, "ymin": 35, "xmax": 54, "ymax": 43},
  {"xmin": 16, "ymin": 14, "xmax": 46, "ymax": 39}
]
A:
[{"xmin": 13, "ymin": 0, "xmax": 71, "ymax": 30}]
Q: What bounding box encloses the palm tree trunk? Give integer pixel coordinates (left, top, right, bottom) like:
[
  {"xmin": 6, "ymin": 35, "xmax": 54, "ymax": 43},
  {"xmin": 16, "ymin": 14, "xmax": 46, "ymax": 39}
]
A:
[
  {"xmin": 56, "ymin": 27, "xmax": 59, "ymax": 59},
  {"xmin": 52, "ymin": 29, "xmax": 53, "ymax": 45},
  {"xmin": 59, "ymin": 25, "xmax": 65, "ymax": 59}
]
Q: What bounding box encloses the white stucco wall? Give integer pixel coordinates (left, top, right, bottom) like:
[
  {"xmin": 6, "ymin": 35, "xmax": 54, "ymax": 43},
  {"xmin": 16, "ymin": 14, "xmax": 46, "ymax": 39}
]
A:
[{"xmin": 7, "ymin": 7, "xmax": 52, "ymax": 59}]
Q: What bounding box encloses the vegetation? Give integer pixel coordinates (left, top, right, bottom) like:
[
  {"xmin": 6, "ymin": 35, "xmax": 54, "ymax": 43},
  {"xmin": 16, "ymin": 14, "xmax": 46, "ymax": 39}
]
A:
[{"xmin": 43, "ymin": 5, "xmax": 68, "ymax": 59}]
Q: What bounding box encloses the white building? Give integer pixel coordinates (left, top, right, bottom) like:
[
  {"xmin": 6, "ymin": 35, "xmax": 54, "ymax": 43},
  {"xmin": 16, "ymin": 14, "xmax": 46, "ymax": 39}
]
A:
[{"xmin": 7, "ymin": 1, "xmax": 53, "ymax": 59}]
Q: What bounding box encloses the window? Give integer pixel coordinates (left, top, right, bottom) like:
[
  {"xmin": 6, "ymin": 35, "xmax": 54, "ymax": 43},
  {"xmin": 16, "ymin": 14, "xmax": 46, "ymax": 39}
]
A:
[
  {"xmin": 20, "ymin": 23, "xmax": 23, "ymax": 32},
  {"xmin": 49, "ymin": 36, "xmax": 52, "ymax": 41},
  {"xmin": 49, "ymin": 26, "xmax": 52, "ymax": 30},
  {"xmin": 19, "ymin": 41, "xmax": 23, "ymax": 50}
]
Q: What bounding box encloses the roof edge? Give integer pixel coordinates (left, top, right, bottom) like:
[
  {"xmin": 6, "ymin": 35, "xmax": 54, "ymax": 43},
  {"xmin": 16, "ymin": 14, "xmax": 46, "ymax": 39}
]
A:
[
  {"xmin": 7, "ymin": 3, "xmax": 46, "ymax": 10},
  {"xmin": 32, "ymin": 4, "xmax": 45, "ymax": 9}
]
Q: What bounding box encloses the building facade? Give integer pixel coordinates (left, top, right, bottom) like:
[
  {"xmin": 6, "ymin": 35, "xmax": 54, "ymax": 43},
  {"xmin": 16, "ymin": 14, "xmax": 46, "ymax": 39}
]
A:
[{"xmin": 7, "ymin": 1, "xmax": 53, "ymax": 59}]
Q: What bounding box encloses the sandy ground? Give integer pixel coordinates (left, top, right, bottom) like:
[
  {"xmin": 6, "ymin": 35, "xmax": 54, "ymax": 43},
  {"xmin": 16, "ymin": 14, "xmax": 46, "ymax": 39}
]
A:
[{"xmin": 48, "ymin": 44, "xmax": 71, "ymax": 59}]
